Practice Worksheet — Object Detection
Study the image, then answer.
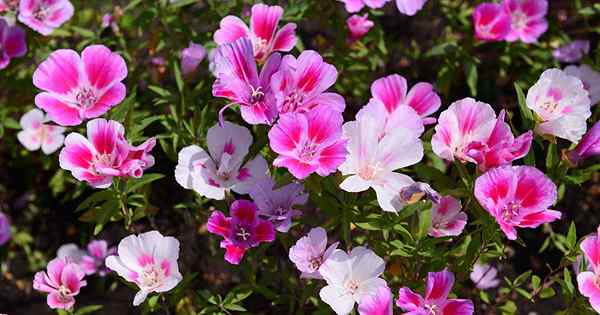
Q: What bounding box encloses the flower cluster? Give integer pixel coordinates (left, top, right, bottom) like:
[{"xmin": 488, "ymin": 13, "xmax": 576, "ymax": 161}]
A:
[{"xmin": 473, "ymin": 0, "xmax": 548, "ymax": 43}]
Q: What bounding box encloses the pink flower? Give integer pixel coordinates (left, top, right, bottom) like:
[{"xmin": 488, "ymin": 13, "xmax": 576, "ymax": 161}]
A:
[
  {"xmin": 33, "ymin": 45, "xmax": 127, "ymax": 126},
  {"xmin": 59, "ymin": 119, "xmax": 155, "ymax": 188},
  {"xmin": 503, "ymin": 0, "xmax": 548, "ymax": 43},
  {"xmin": 358, "ymin": 286, "xmax": 393, "ymax": 315},
  {"xmin": 553, "ymin": 40, "xmax": 590, "ymax": 63},
  {"xmin": 0, "ymin": 212, "xmax": 10, "ymax": 246},
  {"xmin": 474, "ymin": 165, "xmax": 562, "ymax": 240},
  {"xmin": 338, "ymin": 0, "xmax": 389, "ymax": 13},
  {"xmin": 428, "ymin": 196, "xmax": 468, "ymax": 238},
  {"xmin": 213, "ymin": 37, "xmax": 281, "ymax": 125},
  {"xmin": 249, "ymin": 178, "xmax": 307, "ymax": 233},
  {"xmin": 0, "ymin": 19, "xmax": 27, "ymax": 70},
  {"xmin": 568, "ymin": 121, "xmax": 600, "ymax": 165},
  {"xmin": 395, "ymin": 0, "xmax": 428, "ymax": 16},
  {"xmin": 207, "ymin": 200, "xmax": 275, "ymax": 265},
  {"xmin": 565, "ymin": 64, "xmax": 600, "ymax": 106},
  {"xmin": 268, "ymin": 106, "xmax": 348, "ymax": 179},
  {"xmin": 396, "ymin": 269, "xmax": 474, "ymax": 315},
  {"xmin": 175, "ymin": 121, "xmax": 269, "ymax": 200},
  {"xmin": 288, "ymin": 227, "xmax": 339, "ymax": 279},
  {"xmin": 214, "ymin": 3, "xmax": 296, "ymax": 63},
  {"xmin": 180, "ymin": 42, "xmax": 206, "ymax": 75},
  {"xmin": 473, "ymin": 3, "xmax": 511, "ymax": 41},
  {"xmin": 470, "ymin": 263, "xmax": 500, "ymax": 290},
  {"xmin": 105, "ymin": 231, "xmax": 182, "ymax": 306},
  {"xmin": 18, "ymin": 0, "xmax": 74, "ymax": 36},
  {"xmin": 33, "ymin": 257, "xmax": 87, "ymax": 310},
  {"xmin": 347, "ymin": 14, "xmax": 374, "ymax": 41},
  {"xmin": 526, "ymin": 68, "xmax": 591, "ymax": 142},
  {"xmin": 577, "ymin": 226, "xmax": 600, "ymax": 313},
  {"xmin": 17, "ymin": 109, "xmax": 65, "ymax": 154},
  {"xmin": 57, "ymin": 241, "xmax": 116, "ymax": 276}
]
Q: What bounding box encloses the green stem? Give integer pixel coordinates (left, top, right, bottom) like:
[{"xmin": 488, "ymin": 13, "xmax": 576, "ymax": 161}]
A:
[{"xmin": 454, "ymin": 161, "xmax": 472, "ymax": 190}]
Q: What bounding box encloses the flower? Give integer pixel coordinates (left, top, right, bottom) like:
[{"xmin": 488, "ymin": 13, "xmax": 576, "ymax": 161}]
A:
[
  {"xmin": 57, "ymin": 243, "xmax": 86, "ymax": 263},
  {"xmin": 526, "ymin": 68, "xmax": 591, "ymax": 142},
  {"xmin": 577, "ymin": 225, "xmax": 600, "ymax": 313},
  {"xmin": 396, "ymin": 269, "xmax": 474, "ymax": 315},
  {"xmin": 503, "ymin": 0, "xmax": 548, "ymax": 43},
  {"xmin": 567, "ymin": 121, "xmax": 600, "ymax": 165},
  {"xmin": 473, "ymin": 3, "xmax": 511, "ymax": 41},
  {"xmin": 357, "ymin": 286, "xmax": 393, "ymax": 315},
  {"xmin": 271, "ymin": 50, "xmax": 345, "ymax": 115},
  {"xmin": 347, "ymin": 14, "xmax": 374, "ymax": 41},
  {"xmin": 105, "ymin": 231, "xmax": 182, "ymax": 306},
  {"xmin": 212, "ymin": 37, "xmax": 281, "ymax": 125},
  {"xmin": 338, "ymin": 0, "xmax": 389, "ymax": 13},
  {"xmin": 0, "ymin": 18, "xmax": 27, "ymax": 70},
  {"xmin": 249, "ymin": 178, "xmax": 307, "ymax": 233},
  {"xmin": 214, "ymin": 3, "xmax": 296, "ymax": 63},
  {"xmin": 0, "ymin": 212, "xmax": 10, "ymax": 246},
  {"xmin": 338, "ymin": 105, "xmax": 423, "ymax": 213},
  {"xmin": 57, "ymin": 241, "xmax": 116, "ymax": 276},
  {"xmin": 268, "ymin": 106, "xmax": 347, "ymax": 179},
  {"xmin": 59, "ymin": 118, "xmax": 156, "ymax": 188},
  {"xmin": 474, "ymin": 165, "xmax": 562, "ymax": 240},
  {"xmin": 207, "ymin": 200, "xmax": 275, "ymax": 265},
  {"xmin": 564, "ymin": 64, "xmax": 600, "ymax": 106},
  {"xmin": 175, "ymin": 121, "xmax": 269, "ymax": 200},
  {"xmin": 288, "ymin": 227, "xmax": 339, "ymax": 279},
  {"xmin": 395, "ymin": 0, "xmax": 428, "ymax": 16},
  {"xmin": 553, "ymin": 40, "xmax": 590, "ymax": 63},
  {"xmin": 17, "ymin": 109, "xmax": 66, "ymax": 154},
  {"xmin": 470, "ymin": 263, "xmax": 500, "ymax": 290},
  {"xmin": 33, "ymin": 257, "xmax": 87, "ymax": 310},
  {"xmin": 319, "ymin": 246, "xmax": 387, "ymax": 315},
  {"xmin": 33, "ymin": 45, "xmax": 128, "ymax": 126},
  {"xmin": 180, "ymin": 42, "xmax": 206, "ymax": 75},
  {"xmin": 428, "ymin": 196, "xmax": 468, "ymax": 238},
  {"xmin": 18, "ymin": 0, "xmax": 74, "ymax": 35}
]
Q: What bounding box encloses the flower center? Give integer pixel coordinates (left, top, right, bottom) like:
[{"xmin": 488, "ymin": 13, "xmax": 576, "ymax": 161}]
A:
[
  {"xmin": 94, "ymin": 153, "xmax": 114, "ymax": 169},
  {"xmin": 511, "ymin": 11, "xmax": 528, "ymax": 30},
  {"xmin": 140, "ymin": 264, "xmax": 164, "ymax": 289},
  {"xmin": 74, "ymin": 87, "xmax": 98, "ymax": 109},
  {"xmin": 57, "ymin": 285, "xmax": 72, "ymax": 301},
  {"xmin": 281, "ymin": 92, "xmax": 304, "ymax": 113},
  {"xmin": 501, "ymin": 201, "xmax": 521, "ymax": 223},
  {"xmin": 345, "ymin": 279, "xmax": 360, "ymax": 295},
  {"xmin": 425, "ymin": 303, "xmax": 439, "ymax": 315},
  {"xmin": 236, "ymin": 227, "xmax": 251, "ymax": 241},
  {"xmin": 34, "ymin": 4, "xmax": 49, "ymax": 20},
  {"xmin": 358, "ymin": 164, "xmax": 382, "ymax": 181},
  {"xmin": 250, "ymin": 86, "xmax": 265, "ymax": 104},
  {"xmin": 308, "ymin": 256, "xmax": 323, "ymax": 272},
  {"xmin": 298, "ymin": 142, "xmax": 319, "ymax": 162}
]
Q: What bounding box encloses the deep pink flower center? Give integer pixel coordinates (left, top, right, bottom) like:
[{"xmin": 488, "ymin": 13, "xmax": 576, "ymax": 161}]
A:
[
  {"xmin": 501, "ymin": 201, "xmax": 521, "ymax": 222},
  {"xmin": 140, "ymin": 264, "xmax": 165, "ymax": 289},
  {"xmin": 74, "ymin": 87, "xmax": 99, "ymax": 109},
  {"xmin": 281, "ymin": 92, "xmax": 304, "ymax": 113},
  {"xmin": 250, "ymin": 86, "xmax": 265, "ymax": 104},
  {"xmin": 33, "ymin": 4, "xmax": 49, "ymax": 20},
  {"xmin": 298, "ymin": 142, "xmax": 319, "ymax": 162},
  {"xmin": 57, "ymin": 285, "xmax": 72, "ymax": 302},
  {"xmin": 94, "ymin": 153, "xmax": 114, "ymax": 168}
]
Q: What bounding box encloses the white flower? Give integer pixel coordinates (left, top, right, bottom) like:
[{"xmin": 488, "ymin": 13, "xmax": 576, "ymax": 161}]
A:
[{"xmin": 17, "ymin": 109, "xmax": 65, "ymax": 154}]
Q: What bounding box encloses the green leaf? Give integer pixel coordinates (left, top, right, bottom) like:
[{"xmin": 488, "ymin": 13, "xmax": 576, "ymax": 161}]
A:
[
  {"xmin": 126, "ymin": 173, "xmax": 165, "ymax": 193},
  {"xmin": 148, "ymin": 85, "xmax": 172, "ymax": 98},
  {"xmin": 514, "ymin": 82, "xmax": 534, "ymax": 130},
  {"xmin": 76, "ymin": 191, "xmax": 115, "ymax": 212},
  {"xmin": 3, "ymin": 117, "xmax": 20, "ymax": 129},
  {"xmin": 174, "ymin": 63, "xmax": 184, "ymax": 93},
  {"xmin": 417, "ymin": 209, "xmax": 431, "ymax": 240},
  {"xmin": 539, "ymin": 287, "xmax": 556, "ymax": 299},
  {"xmin": 567, "ymin": 222, "xmax": 577, "ymax": 249},
  {"xmin": 464, "ymin": 60, "xmax": 478, "ymax": 96},
  {"xmin": 74, "ymin": 305, "xmax": 103, "ymax": 315},
  {"xmin": 545, "ymin": 141, "xmax": 557, "ymax": 170},
  {"xmin": 563, "ymin": 268, "xmax": 575, "ymax": 295},
  {"xmin": 514, "ymin": 270, "xmax": 532, "ymax": 287}
]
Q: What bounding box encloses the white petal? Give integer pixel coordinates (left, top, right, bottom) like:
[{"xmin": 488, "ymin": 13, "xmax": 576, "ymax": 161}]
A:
[
  {"xmin": 340, "ymin": 175, "xmax": 371, "ymax": 193},
  {"xmin": 319, "ymin": 285, "xmax": 355, "ymax": 315},
  {"xmin": 133, "ymin": 290, "xmax": 149, "ymax": 306},
  {"xmin": 17, "ymin": 130, "xmax": 41, "ymax": 151},
  {"xmin": 232, "ymin": 155, "xmax": 270, "ymax": 194},
  {"xmin": 174, "ymin": 145, "xmax": 211, "ymax": 190},
  {"xmin": 206, "ymin": 121, "xmax": 252, "ymax": 167},
  {"xmin": 19, "ymin": 108, "xmax": 45, "ymax": 130},
  {"xmin": 41, "ymin": 133, "xmax": 65, "ymax": 154}
]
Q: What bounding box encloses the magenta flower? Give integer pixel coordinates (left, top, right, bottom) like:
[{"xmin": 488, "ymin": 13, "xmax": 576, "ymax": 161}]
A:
[
  {"xmin": 180, "ymin": 42, "xmax": 206, "ymax": 75},
  {"xmin": 553, "ymin": 40, "xmax": 590, "ymax": 63},
  {"xmin": 503, "ymin": 0, "xmax": 548, "ymax": 43},
  {"xmin": 207, "ymin": 200, "xmax": 275, "ymax": 265},
  {"xmin": 338, "ymin": 0, "xmax": 389, "ymax": 13},
  {"xmin": 429, "ymin": 196, "xmax": 468, "ymax": 238},
  {"xmin": 358, "ymin": 286, "xmax": 393, "ymax": 315},
  {"xmin": 33, "ymin": 45, "xmax": 127, "ymax": 126},
  {"xmin": 214, "ymin": 3, "xmax": 296, "ymax": 63},
  {"xmin": 396, "ymin": 269, "xmax": 474, "ymax": 315},
  {"xmin": 473, "ymin": 3, "xmax": 511, "ymax": 42},
  {"xmin": 0, "ymin": 1, "xmax": 6, "ymax": 11},
  {"xmin": 568, "ymin": 121, "xmax": 600, "ymax": 165},
  {"xmin": 33, "ymin": 257, "xmax": 87, "ymax": 310},
  {"xmin": 268, "ymin": 106, "xmax": 347, "ymax": 179},
  {"xmin": 395, "ymin": 0, "xmax": 428, "ymax": 16},
  {"xmin": 474, "ymin": 165, "xmax": 562, "ymax": 240},
  {"xmin": 249, "ymin": 178, "xmax": 307, "ymax": 233},
  {"xmin": 288, "ymin": 227, "xmax": 339, "ymax": 279},
  {"xmin": 0, "ymin": 19, "xmax": 27, "ymax": 70},
  {"xmin": 17, "ymin": 109, "xmax": 66, "ymax": 154},
  {"xmin": 577, "ymin": 226, "xmax": 600, "ymax": 313},
  {"xmin": 565, "ymin": 64, "xmax": 600, "ymax": 106},
  {"xmin": 470, "ymin": 263, "xmax": 500, "ymax": 290},
  {"xmin": 18, "ymin": 0, "xmax": 74, "ymax": 36},
  {"xmin": 80, "ymin": 240, "xmax": 116, "ymax": 276},
  {"xmin": 59, "ymin": 118, "xmax": 155, "ymax": 188},
  {"xmin": 0, "ymin": 212, "xmax": 10, "ymax": 246},
  {"xmin": 271, "ymin": 50, "xmax": 345, "ymax": 115},
  {"xmin": 347, "ymin": 14, "xmax": 374, "ymax": 41}
]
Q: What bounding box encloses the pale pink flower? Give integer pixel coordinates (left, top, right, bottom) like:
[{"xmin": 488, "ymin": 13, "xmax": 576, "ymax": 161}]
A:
[
  {"xmin": 568, "ymin": 121, "xmax": 600, "ymax": 165},
  {"xmin": 396, "ymin": 269, "xmax": 474, "ymax": 315},
  {"xmin": 214, "ymin": 3, "xmax": 296, "ymax": 63},
  {"xmin": 503, "ymin": 0, "xmax": 548, "ymax": 43},
  {"xmin": 470, "ymin": 263, "xmax": 500, "ymax": 290},
  {"xmin": 249, "ymin": 178, "xmax": 307, "ymax": 233},
  {"xmin": 288, "ymin": 227, "xmax": 339, "ymax": 279},
  {"xmin": 428, "ymin": 196, "xmax": 468, "ymax": 238},
  {"xmin": 358, "ymin": 286, "xmax": 393, "ymax": 315},
  {"xmin": 0, "ymin": 18, "xmax": 27, "ymax": 70},
  {"xmin": 347, "ymin": 14, "xmax": 374, "ymax": 41},
  {"xmin": 553, "ymin": 40, "xmax": 590, "ymax": 63},
  {"xmin": 105, "ymin": 231, "xmax": 182, "ymax": 306},
  {"xmin": 33, "ymin": 257, "xmax": 87, "ymax": 310},
  {"xmin": 526, "ymin": 68, "xmax": 591, "ymax": 142},
  {"xmin": 474, "ymin": 165, "xmax": 562, "ymax": 240},
  {"xmin": 33, "ymin": 45, "xmax": 127, "ymax": 126},
  {"xmin": 17, "ymin": 109, "xmax": 65, "ymax": 154},
  {"xmin": 271, "ymin": 50, "xmax": 345, "ymax": 114},
  {"xmin": 57, "ymin": 241, "xmax": 115, "ymax": 276},
  {"xmin": 57, "ymin": 243, "xmax": 86, "ymax": 263},
  {"xmin": 338, "ymin": 0, "xmax": 389, "ymax": 13},
  {"xmin": 0, "ymin": 212, "xmax": 10, "ymax": 246},
  {"xmin": 207, "ymin": 200, "xmax": 275, "ymax": 265},
  {"xmin": 180, "ymin": 42, "xmax": 206, "ymax": 75},
  {"xmin": 18, "ymin": 0, "xmax": 74, "ymax": 36},
  {"xmin": 175, "ymin": 121, "xmax": 269, "ymax": 200},
  {"xmin": 395, "ymin": 0, "xmax": 428, "ymax": 16},
  {"xmin": 473, "ymin": 3, "xmax": 511, "ymax": 41},
  {"xmin": 577, "ymin": 225, "xmax": 600, "ymax": 313},
  {"xmin": 564, "ymin": 64, "xmax": 600, "ymax": 106},
  {"xmin": 268, "ymin": 106, "xmax": 347, "ymax": 179},
  {"xmin": 59, "ymin": 119, "xmax": 156, "ymax": 188},
  {"xmin": 101, "ymin": 14, "xmax": 113, "ymax": 28}
]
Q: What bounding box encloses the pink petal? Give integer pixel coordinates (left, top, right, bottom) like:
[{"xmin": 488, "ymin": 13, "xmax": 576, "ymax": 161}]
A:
[
  {"xmin": 250, "ymin": 4, "xmax": 283, "ymax": 43},
  {"xmin": 81, "ymin": 45, "xmax": 128, "ymax": 90},
  {"xmin": 581, "ymin": 233, "xmax": 600, "ymax": 270},
  {"xmin": 340, "ymin": 0, "xmax": 365, "ymax": 13},
  {"xmin": 61, "ymin": 263, "xmax": 84, "ymax": 294},
  {"xmin": 358, "ymin": 286, "xmax": 393, "ymax": 315},
  {"xmin": 59, "ymin": 133, "xmax": 94, "ymax": 171},
  {"xmin": 35, "ymin": 93, "xmax": 81, "ymax": 126},
  {"xmin": 84, "ymin": 83, "xmax": 126, "ymax": 119},
  {"xmin": 268, "ymin": 112, "xmax": 307, "ymax": 154},
  {"xmin": 395, "ymin": 0, "xmax": 428, "ymax": 16},
  {"xmin": 424, "ymin": 269, "xmax": 454, "ymax": 301},
  {"xmin": 441, "ymin": 299, "xmax": 475, "ymax": 315},
  {"xmin": 221, "ymin": 240, "xmax": 246, "ymax": 265},
  {"xmin": 577, "ymin": 271, "xmax": 600, "ymax": 313},
  {"xmin": 514, "ymin": 166, "xmax": 557, "ymax": 211},
  {"xmin": 271, "ymin": 23, "xmax": 297, "ymax": 52},
  {"xmin": 214, "ymin": 16, "xmax": 250, "ymax": 45},
  {"xmin": 207, "ymin": 211, "xmax": 232, "ymax": 238},
  {"xmin": 273, "ymin": 156, "xmax": 317, "ymax": 180},
  {"xmin": 86, "ymin": 118, "xmax": 124, "ymax": 156},
  {"xmin": 3, "ymin": 24, "xmax": 27, "ymax": 58},
  {"xmin": 253, "ymin": 220, "xmax": 275, "ymax": 243},
  {"xmin": 306, "ymin": 106, "xmax": 343, "ymax": 144},
  {"xmin": 230, "ymin": 200, "xmax": 258, "ymax": 225},
  {"xmin": 33, "ymin": 49, "xmax": 81, "ymax": 95},
  {"xmin": 295, "ymin": 50, "xmax": 338, "ymax": 97},
  {"xmin": 371, "ymin": 74, "xmax": 407, "ymax": 113},
  {"xmin": 316, "ymin": 140, "xmax": 348, "ymax": 177},
  {"xmin": 404, "ymin": 82, "xmax": 441, "ymax": 118},
  {"xmin": 47, "ymin": 291, "xmax": 75, "ymax": 309},
  {"xmin": 518, "ymin": 209, "xmax": 561, "ymax": 227},
  {"xmin": 396, "ymin": 287, "xmax": 424, "ymax": 311}
]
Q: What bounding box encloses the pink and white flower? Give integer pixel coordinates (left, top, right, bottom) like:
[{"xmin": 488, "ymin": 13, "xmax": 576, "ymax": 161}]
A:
[
  {"xmin": 175, "ymin": 121, "xmax": 269, "ymax": 200},
  {"xmin": 319, "ymin": 246, "xmax": 387, "ymax": 315},
  {"xmin": 288, "ymin": 227, "xmax": 339, "ymax": 279},
  {"xmin": 567, "ymin": 121, "xmax": 600, "ymax": 165},
  {"xmin": 553, "ymin": 40, "xmax": 590, "ymax": 63},
  {"xmin": 347, "ymin": 14, "xmax": 374, "ymax": 42},
  {"xmin": 214, "ymin": 3, "xmax": 296, "ymax": 63},
  {"xmin": 526, "ymin": 68, "xmax": 591, "ymax": 142},
  {"xmin": 470, "ymin": 263, "xmax": 500, "ymax": 290},
  {"xmin": 18, "ymin": 0, "xmax": 74, "ymax": 36},
  {"xmin": 33, "ymin": 257, "xmax": 87, "ymax": 310},
  {"xmin": 33, "ymin": 45, "xmax": 128, "ymax": 126},
  {"xmin": 0, "ymin": 212, "xmax": 10, "ymax": 246},
  {"xmin": 105, "ymin": 231, "xmax": 182, "ymax": 306},
  {"xmin": 564, "ymin": 64, "xmax": 600, "ymax": 106},
  {"xmin": 57, "ymin": 241, "xmax": 116, "ymax": 276},
  {"xmin": 428, "ymin": 196, "xmax": 468, "ymax": 238},
  {"xmin": 503, "ymin": 0, "xmax": 548, "ymax": 43},
  {"xmin": 271, "ymin": 50, "xmax": 345, "ymax": 114},
  {"xmin": 268, "ymin": 106, "xmax": 347, "ymax": 179},
  {"xmin": 207, "ymin": 200, "xmax": 275, "ymax": 265},
  {"xmin": 180, "ymin": 42, "xmax": 206, "ymax": 75},
  {"xmin": 473, "ymin": 3, "xmax": 511, "ymax": 42},
  {"xmin": 396, "ymin": 269, "xmax": 474, "ymax": 315},
  {"xmin": 249, "ymin": 178, "xmax": 307, "ymax": 233},
  {"xmin": 358, "ymin": 285, "xmax": 393, "ymax": 315},
  {"xmin": 474, "ymin": 165, "xmax": 562, "ymax": 240},
  {"xmin": 577, "ymin": 226, "xmax": 600, "ymax": 313},
  {"xmin": 0, "ymin": 18, "xmax": 27, "ymax": 70},
  {"xmin": 17, "ymin": 109, "xmax": 65, "ymax": 154},
  {"xmin": 395, "ymin": 0, "xmax": 428, "ymax": 16},
  {"xmin": 338, "ymin": 0, "xmax": 389, "ymax": 13}
]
